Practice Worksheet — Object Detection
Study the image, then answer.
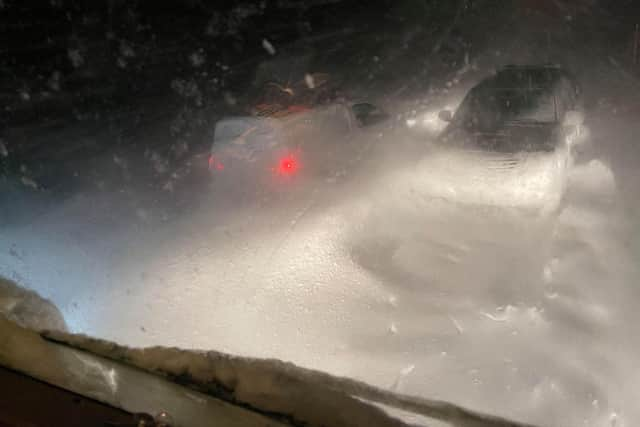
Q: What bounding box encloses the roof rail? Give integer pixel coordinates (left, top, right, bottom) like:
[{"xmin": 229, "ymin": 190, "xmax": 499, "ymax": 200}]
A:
[{"xmin": 500, "ymin": 63, "xmax": 562, "ymax": 69}]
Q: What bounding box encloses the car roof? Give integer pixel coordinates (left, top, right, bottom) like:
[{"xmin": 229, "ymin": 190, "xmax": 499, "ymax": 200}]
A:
[{"xmin": 500, "ymin": 63, "xmax": 563, "ymax": 70}]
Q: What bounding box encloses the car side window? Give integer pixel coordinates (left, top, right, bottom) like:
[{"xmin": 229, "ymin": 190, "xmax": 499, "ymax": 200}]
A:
[
  {"xmin": 555, "ymin": 78, "xmax": 576, "ymax": 119},
  {"xmin": 334, "ymin": 105, "xmax": 354, "ymax": 134}
]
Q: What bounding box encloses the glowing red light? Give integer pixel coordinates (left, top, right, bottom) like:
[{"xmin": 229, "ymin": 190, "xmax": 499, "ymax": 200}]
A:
[
  {"xmin": 208, "ymin": 155, "xmax": 224, "ymax": 171},
  {"xmin": 277, "ymin": 155, "xmax": 298, "ymax": 175}
]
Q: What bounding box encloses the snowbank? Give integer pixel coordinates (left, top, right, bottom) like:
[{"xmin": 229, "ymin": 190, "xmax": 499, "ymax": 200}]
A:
[
  {"xmin": 0, "ymin": 315, "xmax": 289, "ymax": 427},
  {"xmin": 43, "ymin": 329, "xmax": 538, "ymax": 427},
  {"xmin": 0, "ymin": 276, "xmax": 67, "ymax": 332}
]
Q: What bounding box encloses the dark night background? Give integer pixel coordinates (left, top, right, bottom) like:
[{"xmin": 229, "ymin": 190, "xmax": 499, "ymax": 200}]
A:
[{"xmin": 2, "ymin": 0, "xmax": 639, "ymax": 193}]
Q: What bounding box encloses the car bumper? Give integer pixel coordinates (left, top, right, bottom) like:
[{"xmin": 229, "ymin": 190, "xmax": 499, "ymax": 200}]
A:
[{"xmin": 412, "ymin": 148, "xmax": 567, "ymax": 212}]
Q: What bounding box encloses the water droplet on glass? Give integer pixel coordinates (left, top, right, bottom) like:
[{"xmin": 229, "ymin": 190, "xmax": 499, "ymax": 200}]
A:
[
  {"xmin": 610, "ymin": 412, "xmax": 618, "ymax": 427},
  {"xmin": 543, "ymin": 265, "xmax": 553, "ymax": 283},
  {"xmin": 155, "ymin": 411, "xmax": 174, "ymax": 427}
]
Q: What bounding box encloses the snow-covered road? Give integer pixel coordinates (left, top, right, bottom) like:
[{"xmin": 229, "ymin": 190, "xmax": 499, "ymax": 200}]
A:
[{"xmin": 2, "ymin": 139, "xmax": 638, "ymax": 426}]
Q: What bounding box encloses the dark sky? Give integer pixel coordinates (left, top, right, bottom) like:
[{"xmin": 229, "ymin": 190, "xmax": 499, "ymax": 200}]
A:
[{"xmin": 1, "ymin": 0, "xmax": 636, "ymax": 129}]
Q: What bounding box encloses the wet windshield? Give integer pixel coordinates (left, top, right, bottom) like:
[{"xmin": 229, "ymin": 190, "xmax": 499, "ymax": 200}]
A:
[
  {"xmin": 1, "ymin": 1, "xmax": 639, "ymax": 426},
  {"xmin": 455, "ymin": 87, "xmax": 558, "ymax": 131}
]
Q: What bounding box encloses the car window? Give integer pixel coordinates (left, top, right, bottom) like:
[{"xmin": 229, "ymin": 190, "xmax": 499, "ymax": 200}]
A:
[
  {"xmin": 454, "ymin": 85, "xmax": 558, "ymax": 132},
  {"xmin": 323, "ymin": 104, "xmax": 352, "ymax": 135},
  {"xmin": 214, "ymin": 118, "xmax": 256, "ymax": 143}
]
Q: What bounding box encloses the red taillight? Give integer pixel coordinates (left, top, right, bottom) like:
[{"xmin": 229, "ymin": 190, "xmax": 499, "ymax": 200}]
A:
[
  {"xmin": 276, "ymin": 155, "xmax": 298, "ymax": 175},
  {"xmin": 209, "ymin": 155, "xmax": 224, "ymax": 171}
]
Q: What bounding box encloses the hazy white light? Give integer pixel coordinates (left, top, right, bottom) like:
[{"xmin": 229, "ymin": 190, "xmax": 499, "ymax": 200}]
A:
[
  {"xmin": 420, "ymin": 111, "xmax": 446, "ymax": 132},
  {"xmin": 405, "ymin": 109, "xmax": 450, "ymax": 133}
]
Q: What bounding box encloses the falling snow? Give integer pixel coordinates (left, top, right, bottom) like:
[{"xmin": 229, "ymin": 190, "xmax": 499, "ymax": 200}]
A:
[
  {"xmin": 262, "ymin": 38, "xmax": 276, "ymax": 55},
  {"xmin": 0, "ymin": 140, "xmax": 7, "ymax": 158},
  {"xmin": 67, "ymin": 49, "xmax": 84, "ymax": 68}
]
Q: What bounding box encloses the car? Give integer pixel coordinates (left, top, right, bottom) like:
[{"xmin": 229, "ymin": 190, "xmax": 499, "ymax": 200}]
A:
[
  {"xmin": 419, "ymin": 64, "xmax": 587, "ymax": 213},
  {"xmin": 208, "ymin": 79, "xmax": 387, "ymax": 189}
]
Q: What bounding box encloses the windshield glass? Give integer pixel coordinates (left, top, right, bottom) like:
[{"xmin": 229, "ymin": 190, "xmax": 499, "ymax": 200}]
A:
[
  {"xmin": 455, "ymin": 87, "xmax": 558, "ymax": 132},
  {"xmin": 2, "ymin": 2, "xmax": 640, "ymax": 426}
]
